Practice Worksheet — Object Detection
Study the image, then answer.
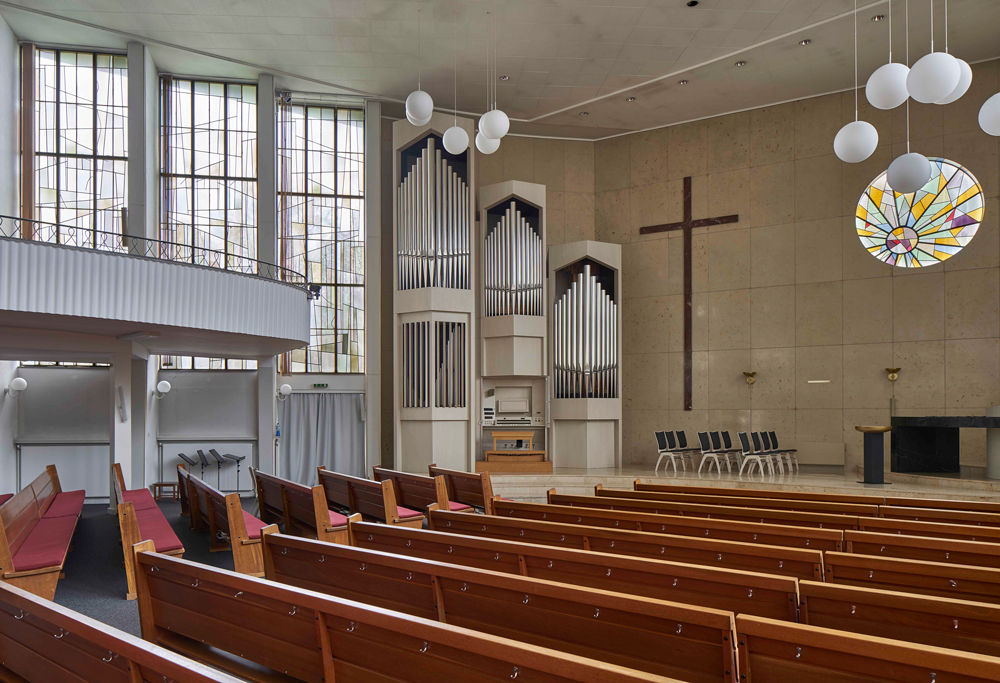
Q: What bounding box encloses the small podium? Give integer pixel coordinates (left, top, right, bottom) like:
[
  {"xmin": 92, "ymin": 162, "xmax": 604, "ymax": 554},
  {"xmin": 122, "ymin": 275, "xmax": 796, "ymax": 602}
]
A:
[{"xmin": 855, "ymin": 426, "xmax": 891, "ymax": 485}]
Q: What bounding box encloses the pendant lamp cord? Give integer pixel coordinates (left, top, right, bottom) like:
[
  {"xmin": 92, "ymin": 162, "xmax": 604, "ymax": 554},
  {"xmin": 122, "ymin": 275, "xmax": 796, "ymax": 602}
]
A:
[
  {"xmin": 906, "ymin": 0, "xmax": 910, "ymax": 153},
  {"xmin": 854, "ymin": 0, "xmax": 858, "ymax": 121},
  {"xmin": 454, "ymin": 22, "xmax": 458, "ymax": 125},
  {"xmin": 929, "ymin": 0, "xmax": 934, "ymax": 52},
  {"xmin": 417, "ymin": 6, "xmax": 421, "ymax": 90},
  {"xmin": 888, "ymin": 0, "xmax": 892, "ymax": 62},
  {"xmin": 944, "ymin": 0, "xmax": 948, "ymax": 53}
]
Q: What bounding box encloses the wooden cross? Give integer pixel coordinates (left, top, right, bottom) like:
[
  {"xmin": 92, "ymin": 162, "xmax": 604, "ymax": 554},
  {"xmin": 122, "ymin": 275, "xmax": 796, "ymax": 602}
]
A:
[{"xmin": 639, "ymin": 176, "xmax": 739, "ymax": 410}]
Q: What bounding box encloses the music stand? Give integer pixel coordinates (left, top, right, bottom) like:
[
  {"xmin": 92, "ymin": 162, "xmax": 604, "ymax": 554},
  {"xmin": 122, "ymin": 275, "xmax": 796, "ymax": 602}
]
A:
[
  {"xmin": 195, "ymin": 450, "xmax": 210, "ymax": 479},
  {"xmin": 177, "ymin": 452, "xmax": 199, "ymax": 478},
  {"xmin": 213, "ymin": 449, "xmax": 246, "ymax": 493},
  {"xmin": 207, "ymin": 449, "xmax": 227, "ymax": 487}
]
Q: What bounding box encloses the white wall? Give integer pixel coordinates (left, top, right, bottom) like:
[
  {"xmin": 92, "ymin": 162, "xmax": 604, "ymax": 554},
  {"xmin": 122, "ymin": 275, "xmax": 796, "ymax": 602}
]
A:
[
  {"xmin": 0, "ymin": 15, "xmax": 17, "ymax": 226},
  {"xmin": 0, "ymin": 362, "xmax": 18, "ymax": 490}
]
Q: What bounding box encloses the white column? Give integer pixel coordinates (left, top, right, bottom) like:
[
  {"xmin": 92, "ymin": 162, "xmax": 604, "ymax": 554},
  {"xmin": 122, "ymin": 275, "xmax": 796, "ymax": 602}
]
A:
[
  {"xmin": 257, "ymin": 74, "xmax": 276, "ymax": 269},
  {"xmin": 110, "ymin": 352, "xmax": 133, "ymax": 509},
  {"xmin": 257, "ymin": 356, "xmax": 276, "ymax": 477},
  {"xmin": 129, "ymin": 356, "xmax": 147, "ymax": 489},
  {"xmin": 364, "ymin": 99, "xmax": 381, "ymax": 474},
  {"xmin": 988, "ymin": 406, "xmax": 1000, "ymax": 480},
  {"xmin": 126, "ymin": 42, "xmax": 157, "ymax": 241}
]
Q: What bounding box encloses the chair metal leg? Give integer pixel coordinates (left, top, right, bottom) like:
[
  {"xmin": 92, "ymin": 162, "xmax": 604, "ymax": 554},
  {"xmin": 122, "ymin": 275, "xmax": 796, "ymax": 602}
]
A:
[{"xmin": 655, "ymin": 453, "xmax": 667, "ymax": 473}]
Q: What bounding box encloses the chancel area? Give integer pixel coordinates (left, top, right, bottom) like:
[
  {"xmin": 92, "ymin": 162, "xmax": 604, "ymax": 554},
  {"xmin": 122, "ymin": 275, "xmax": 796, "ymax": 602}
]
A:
[{"xmin": 4, "ymin": 0, "xmax": 1000, "ymax": 681}]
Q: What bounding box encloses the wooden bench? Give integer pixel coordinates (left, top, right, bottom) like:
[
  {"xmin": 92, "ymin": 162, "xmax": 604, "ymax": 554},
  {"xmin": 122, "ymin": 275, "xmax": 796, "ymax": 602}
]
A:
[
  {"xmin": 824, "ymin": 551, "xmax": 1000, "ymax": 604},
  {"xmin": 799, "ymin": 580, "xmax": 1000, "ymax": 657},
  {"xmin": 317, "ymin": 466, "xmax": 425, "ymax": 528},
  {"xmin": 250, "ymin": 468, "xmax": 350, "ymax": 544},
  {"xmin": 372, "ymin": 466, "xmax": 470, "ymax": 513},
  {"xmin": 598, "ymin": 485, "xmax": 880, "ymax": 518},
  {"xmin": 186, "ymin": 473, "xmax": 267, "ymax": 576},
  {"xmin": 262, "ymin": 529, "xmax": 738, "ymax": 682},
  {"xmin": 845, "ymin": 529, "xmax": 1000, "ymax": 569},
  {"xmin": 880, "ymin": 505, "xmax": 1000, "ymax": 528},
  {"xmin": 858, "ymin": 516, "xmax": 1000, "ymax": 543},
  {"xmin": 493, "ymin": 499, "xmax": 844, "ymax": 552},
  {"xmin": 131, "ymin": 544, "xmax": 681, "ymax": 683},
  {"xmin": 884, "ymin": 495, "xmax": 1000, "ymax": 514},
  {"xmin": 348, "ymin": 520, "xmax": 801, "ymax": 620},
  {"xmin": 429, "ymin": 507, "xmax": 825, "ymax": 581},
  {"xmin": 0, "ymin": 466, "xmax": 84, "ymax": 599},
  {"xmin": 634, "ymin": 481, "xmax": 881, "ymax": 506},
  {"xmin": 113, "ymin": 463, "xmax": 184, "ymax": 601},
  {"xmin": 178, "ymin": 463, "xmax": 191, "ymax": 516},
  {"xmin": 547, "ymin": 491, "xmax": 861, "ymax": 531},
  {"xmin": 0, "ymin": 580, "xmax": 244, "ymax": 683},
  {"xmin": 429, "ymin": 463, "xmax": 495, "ymax": 514},
  {"xmin": 736, "ymin": 614, "xmax": 1000, "ymax": 683}
]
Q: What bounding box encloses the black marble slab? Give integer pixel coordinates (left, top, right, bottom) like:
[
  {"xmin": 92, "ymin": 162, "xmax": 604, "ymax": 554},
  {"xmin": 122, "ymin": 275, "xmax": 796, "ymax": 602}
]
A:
[{"xmin": 892, "ymin": 416, "xmax": 1000, "ymax": 428}]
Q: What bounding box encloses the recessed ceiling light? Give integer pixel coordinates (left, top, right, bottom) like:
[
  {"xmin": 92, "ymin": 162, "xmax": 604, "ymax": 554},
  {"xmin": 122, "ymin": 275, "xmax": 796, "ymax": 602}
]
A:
[
  {"xmin": 499, "ymin": 75, "xmax": 509, "ymax": 80},
  {"xmin": 579, "ymin": 111, "xmax": 589, "ymax": 116},
  {"xmin": 687, "ymin": 0, "xmax": 698, "ymax": 6},
  {"xmin": 735, "ymin": 60, "xmax": 747, "ymax": 67},
  {"xmin": 799, "ymin": 39, "xmax": 811, "ymax": 46},
  {"xmin": 626, "ymin": 96, "xmax": 636, "ymax": 102},
  {"xmin": 871, "ymin": 14, "xmax": 885, "ymax": 21},
  {"xmin": 678, "ymin": 79, "xmax": 689, "ymax": 85}
]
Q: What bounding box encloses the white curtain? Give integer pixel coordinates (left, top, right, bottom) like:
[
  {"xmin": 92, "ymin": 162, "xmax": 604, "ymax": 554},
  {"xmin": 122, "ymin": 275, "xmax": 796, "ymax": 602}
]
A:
[{"xmin": 279, "ymin": 393, "xmax": 366, "ymax": 484}]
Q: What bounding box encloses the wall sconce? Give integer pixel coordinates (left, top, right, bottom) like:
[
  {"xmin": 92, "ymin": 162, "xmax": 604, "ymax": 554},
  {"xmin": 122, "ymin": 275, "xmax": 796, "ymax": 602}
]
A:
[
  {"xmin": 886, "ymin": 367, "xmax": 900, "ymax": 382},
  {"xmin": 743, "ymin": 371, "xmax": 756, "ymax": 386},
  {"xmin": 277, "ymin": 384, "xmax": 293, "ymax": 401},
  {"xmin": 153, "ymin": 380, "xmax": 171, "ymax": 399},
  {"xmin": 4, "ymin": 377, "xmax": 27, "ymax": 397}
]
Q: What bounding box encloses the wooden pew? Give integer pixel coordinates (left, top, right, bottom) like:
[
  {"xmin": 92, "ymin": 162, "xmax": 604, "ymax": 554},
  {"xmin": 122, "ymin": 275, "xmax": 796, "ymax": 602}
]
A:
[
  {"xmin": 250, "ymin": 468, "xmax": 349, "ymax": 544},
  {"xmin": 428, "ymin": 507, "xmax": 824, "ymax": 581},
  {"xmin": 262, "ymin": 529, "xmax": 738, "ymax": 682},
  {"xmin": 132, "ymin": 543, "xmax": 683, "ymax": 683},
  {"xmin": 547, "ymin": 491, "xmax": 861, "ymax": 531},
  {"xmin": 348, "ymin": 520, "xmax": 801, "ymax": 620},
  {"xmin": 0, "ymin": 493, "xmax": 11, "ymax": 507},
  {"xmin": 186, "ymin": 474, "xmax": 266, "ymax": 576},
  {"xmin": 858, "ymin": 516, "xmax": 1000, "ymax": 544},
  {"xmin": 372, "ymin": 466, "xmax": 461, "ymax": 513},
  {"xmin": 0, "ymin": 580, "xmax": 244, "ymax": 683},
  {"xmin": 598, "ymin": 485, "xmax": 880, "ymax": 518},
  {"xmin": 0, "ymin": 466, "xmax": 83, "ymax": 599},
  {"xmin": 735, "ymin": 614, "xmax": 1000, "ymax": 683},
  {"xmin": 824, "ymin": 551, "xmax": 1000, "ymax": 604},
  {"xmin": 317, "ymin": 466, "xmax": 425, "ymax": 527},
  {"xmin": 493, "ymin": 499, "xmax": 844, "ymax": 552},
  {"xmin": 880, "ymin": 505, "xmax": 1000, "ymax": 528},
  {"xmin": 178, "ymin": 463, "xmax": 190, "ymax": 516},
  {"xmin": 845, "ymin": 529, "xmax": 1000, "ymax": 569},
  {"xmin": 884, "ymin": 495, "xmax": 1000, "ymax": 514},
  {"xmin": 799, "ymin": 580, "xmax": 1000, "ymax": 657},
  {"xmin": 634, "ymin": 481, "xmax": 881, "ymax": 506},
  {"xmin": 429, "ymin": 463, "xmax": 494, "ymax": 513}
]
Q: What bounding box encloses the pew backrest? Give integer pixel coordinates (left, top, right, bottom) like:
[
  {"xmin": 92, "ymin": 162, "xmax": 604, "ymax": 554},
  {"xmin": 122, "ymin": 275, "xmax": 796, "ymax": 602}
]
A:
[
  {"xmin": 177, "ymin": 464, "xmax": 190, "ymax": 516},
  {"xmin": 883, "ymin": 495, "xmax": 1000, "ymax": 514},
  {"xmin": 428, "ymin": 463, "xmax": 495, "ymax": 513},
  {"xmin": 249, "ymin": 466, "xmax": 285, "ymax": 525},
  {"xmin": 133, "ymin": 545, "xmax": 680, "ymax": 683},
  {"xmin": 845, "ymin": 529, "xmax": 1000, "ymax": 569},
  {"xmin": 634, "ymin": 481, "xmax": 881, "ymax": 506},
  {"xmin": 251, "ymin": 468, "xmax": 348, "ymax": 543},
  {"xmin": 880, "ymin": 505, "xmax": 1000, "ymax": 528},
  {"xmin": 736, "ymin": 614, "xmax": 1000, "ymax": 683},
  {"xmin": 263, "ymin": 530, "xmax": 739, "ymax": 682},
  {"xmin": 373, "ymin": 466, "xmax": 449, "ymax": 511},
  {"xmin": 492, "ymin": 499, "xmax": 845, "ymax": 552},
  {"xmin": 599, "ymin": 487, "xmax": 880, "ymax": 517},
  {"xmin": 858, "ymin": 516, "xmax": 1000, "ymax": 543},
  {"xmin": 0, "ymin": 466, "xmax": 65, "ymax": 562},
  {"xmin": 317, "ymin": 466, "xmax": 419, "ymax": 526}
]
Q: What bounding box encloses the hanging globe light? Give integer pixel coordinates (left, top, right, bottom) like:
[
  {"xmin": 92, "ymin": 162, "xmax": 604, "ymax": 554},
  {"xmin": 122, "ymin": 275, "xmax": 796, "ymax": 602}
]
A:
[
  {"xmin": 866, "ymin": 63, "xmax": 910, "ymax": 109},
  {"xmin": 886, "ymin": 152, "xmax": 932, "ymax": 194},
  {"xmin": 936, "ymin": 59, "xmax": 972, "ymax": 104},
  {"xmin": 405, "ymin": 90, "xmax": 434, "ymax": 126},
  {"xmin": 475, "ymin": 131, "xmax": 500, "ymax": 155},
  {"xmin": 480, "ymin": 109, "xmax": 510, "ymax": 139},
  {"xmin": 980, "ymin": 93, "xmax": 1000, "ymax": 135},
  {"xmin": 907, "ymin": 52, "xmax": 960, "ymax": 103},
  {"xmin": 442, "ymin": 125, "xmax": 469, "ymax": 154},
  {"xmin": 834, "ymin": 120, "xmax": 879, "ymax": 163}
]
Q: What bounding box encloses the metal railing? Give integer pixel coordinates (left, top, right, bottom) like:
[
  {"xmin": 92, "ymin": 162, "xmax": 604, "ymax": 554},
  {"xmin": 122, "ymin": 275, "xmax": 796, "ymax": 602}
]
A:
[{"xmin": 0, "ymin": 215, "xmax": 307, "ymax": 287}]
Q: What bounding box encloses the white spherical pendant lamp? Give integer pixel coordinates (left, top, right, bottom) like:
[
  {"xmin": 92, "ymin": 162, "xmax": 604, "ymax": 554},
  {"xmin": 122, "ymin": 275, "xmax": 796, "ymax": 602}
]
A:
[
  {"xmin": 480, "ymin": 109, "xmax": 510, "ymax": 140},
  {"xmin": 887, "ymin": 152, "xmax": 932, "ymax": 194},
  {"xmin": 442, "ymin": 125, "xmax": 469, "ymax": 154},
  {"xmin": 405, "ymin": 90, "xmax": 434, "ymax": 125},
  {"xmin": 834, "ymin": 120, "xmax": 879, "ymax": 163},
  {"xmin": 980, "ymin": 93, "xmax": 1000, "ymax": 136},
  {"xmin": 475, "ymin": 131, "xmax": 500, "ymax": 155},
  {"xmin": 936, "ymin": 59, "xmax": 972, "ymax": 104},
  {"xmin": 866, "ymin": 63, "xmax": 910, "ymax": 109},
  {"xmin": 906, "ymin": 52, "xmax": 960, "ymax": 104}
]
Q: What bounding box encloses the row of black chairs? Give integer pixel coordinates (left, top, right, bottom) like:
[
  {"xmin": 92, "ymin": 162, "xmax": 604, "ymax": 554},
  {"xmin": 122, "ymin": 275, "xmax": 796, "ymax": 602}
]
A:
[{"xmin": 653, "ymin": 430, "xmax": 798, "ymax": 475}]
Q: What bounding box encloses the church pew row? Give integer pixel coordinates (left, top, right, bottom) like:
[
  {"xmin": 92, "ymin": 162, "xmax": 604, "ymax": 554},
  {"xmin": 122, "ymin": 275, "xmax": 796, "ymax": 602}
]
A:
[
  {"xmin": 261, "ymin": 529, "xmax": 738, "ymax": 683},
  {"xmin": 132, "ymin": 543, "xmax": 683, "ymax": 683},
  {"xmin": 186, "ymin": 473, "xmax": 267, "ymax": 576},
  {"xmin": 348, "ymin": 520, "xmax": 801, "ymax": 620},
  {"xmin": 492, "ymin": 499, "xmax": 844, "ymax": 552},
  {"xmin": 251, "ymin": 467, "xmax": 350, "ymax": 544},
  {"xmin": 735, "ymin": 615, "xmax": 1000, "ymax": 683},
  {"xmin": 546, "ymin": 491, "xmax": 861, "ymax": 530},
  {"xmin": 825, "ymin": 551, "xmax": 1000, "ymax": 604},
  {"xmin": 429, "ymin": 463, "xmax": 496, "ymax": 514},
  {"xmin": 429, "ymin": 507, "xmax": 825, "ymax": 581},
  {"xmin": 879, "ymin": 505, "xmax": 1000, "ymax": 528},
  {"xmin": 858, "ymin": 516, "xmax": 1000, "ymax": 543},
  {"xmin": 597, "ymin": 486, "xmax": 880, "ymax": 518},
  {"xmin": 374, "ymin": 466, "xmax": 473, "ymax": 512},
  {"xmin": 0, "ymin": 580, "xmax": 244, "ymax": 683},
  {"xmin": 799, "ymin": 580, "xmax": 1000, "ymax": 658},
  {"xmin": 845, "ymin": 529, "xmax": 1000, "ymax": 569},
  {"xmin": 317, "ymin": 466, "xmax": 426, "ymax": 527}
]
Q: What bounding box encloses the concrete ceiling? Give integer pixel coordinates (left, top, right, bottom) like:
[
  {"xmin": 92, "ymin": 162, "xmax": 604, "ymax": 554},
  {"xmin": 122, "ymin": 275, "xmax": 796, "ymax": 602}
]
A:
[{"xmin": 0, "ymin": 0, "xmax": 998, "ymax": 139}]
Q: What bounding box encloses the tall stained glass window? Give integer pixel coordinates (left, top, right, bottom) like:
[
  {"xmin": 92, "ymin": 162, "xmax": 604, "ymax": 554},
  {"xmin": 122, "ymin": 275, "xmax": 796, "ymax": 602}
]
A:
[
  {"xmin": 34, "ymin": 49, "xmax": 128, "ymax": 245},
  {"xmin": 160, "ymin": 78, "xmax": 257, "ymax": 270},
  {"xmin": 278, "ymin": 105, "xmax": 365, "ymax": 373}
]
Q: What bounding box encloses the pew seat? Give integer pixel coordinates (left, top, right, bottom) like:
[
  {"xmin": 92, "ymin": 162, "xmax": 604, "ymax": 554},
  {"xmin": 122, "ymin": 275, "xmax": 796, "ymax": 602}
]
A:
[
  {"xmin": 122, "ymin": 487, "xmax": 157, "ymax": 511},
  {"xmin": 12, "ymin": 515, "xmax": 78, "ymax": 571},
  {"xmin": 0, "ymin": 493, "xmax": 11, "ymax": 506},
  {"xmin": 39, "ymin": 489, "xmax": 86, "ymax": 519}
]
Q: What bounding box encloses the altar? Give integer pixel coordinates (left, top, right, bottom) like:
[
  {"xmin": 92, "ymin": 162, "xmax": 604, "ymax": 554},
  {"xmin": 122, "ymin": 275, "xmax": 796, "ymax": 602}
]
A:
[{"xmin": 892, "ymin": 415, "xmax": 1000, "ymax": 476}]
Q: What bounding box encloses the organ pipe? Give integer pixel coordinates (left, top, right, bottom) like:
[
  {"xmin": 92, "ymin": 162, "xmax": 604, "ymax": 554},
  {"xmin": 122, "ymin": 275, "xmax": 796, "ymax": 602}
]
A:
[
  {"xmin": 396, "ymin": 137, "xmax": 470, "ymax": 290},
  {"xmin": 554, "ymin": 264, "xmax": 617, "ymax": 399},
  {"xmin": 484, "ymin": 200, "xmax": 543, "ymax": 316}
]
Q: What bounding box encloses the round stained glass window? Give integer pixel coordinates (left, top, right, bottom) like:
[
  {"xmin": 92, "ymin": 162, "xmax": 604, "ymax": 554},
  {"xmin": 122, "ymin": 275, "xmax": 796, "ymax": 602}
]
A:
[{"xmin": 856, "ymin": 158, "xmax": 984, "ymax": 267}]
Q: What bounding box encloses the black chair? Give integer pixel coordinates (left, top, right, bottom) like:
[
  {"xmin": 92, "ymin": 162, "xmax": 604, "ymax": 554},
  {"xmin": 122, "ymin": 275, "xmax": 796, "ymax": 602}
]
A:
[
  {"xmin": 696, "ymin": 431, "xmax": 721, "ymax": 474},
  {"xmin": 672, "ymin": 431, "xmax": 701, "ymax": 469},
  {"xmin": 654, "ymin": 431, "xmax": 681, "ymax": 474},
  {"xmin": 750, "ymin": 433, "xmax": 781, "ymax": 474},
  {"xmin": 737, "ymin": 432, "xmax": 764, "ymax": 476},
  {"xmin": 768, "ymin": 431, "xmax": 799, "ymax": 473},
  {"xmin": 710, "ymin": 431, "xmax": 741, "ymax": 471}
]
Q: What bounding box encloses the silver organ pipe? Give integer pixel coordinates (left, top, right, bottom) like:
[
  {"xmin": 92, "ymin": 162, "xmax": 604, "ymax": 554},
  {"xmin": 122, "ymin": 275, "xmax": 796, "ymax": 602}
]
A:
[
  {"xmin": 397, "ymin": 137, "xmax": 470, "ymax": 290},
  {"xmin": 484, "ymin": 200, "xmax": 543, "ymax": 316},
  {"xmin": 435, "ymin": 321, "xmax": 466, "ymax": 408},
  {"xmin": 554, "ymin": 265, "xmax": 617, "ymax": 399}
]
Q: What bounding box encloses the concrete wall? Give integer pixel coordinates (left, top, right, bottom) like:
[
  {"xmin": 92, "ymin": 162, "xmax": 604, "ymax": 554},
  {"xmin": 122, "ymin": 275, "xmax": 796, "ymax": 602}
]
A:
[{"xmin": 598, "ymin": 60, "xmax": 1000, "ymax": 475}]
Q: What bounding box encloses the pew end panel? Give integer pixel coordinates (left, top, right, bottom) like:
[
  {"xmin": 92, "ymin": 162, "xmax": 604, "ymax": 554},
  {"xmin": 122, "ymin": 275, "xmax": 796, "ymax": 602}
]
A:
[
  {"xmin": 428, "ymin": 464, "xmax": 495, "ymax": 514},
  {"xmin": 224, "ymin": 493, "xmax": 265, "ymax": 577}
]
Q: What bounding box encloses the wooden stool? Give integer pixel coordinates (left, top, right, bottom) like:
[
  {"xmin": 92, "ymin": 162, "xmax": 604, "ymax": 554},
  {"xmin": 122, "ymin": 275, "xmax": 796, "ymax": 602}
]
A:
[{"xmin": 152, "ymin": 481, "xmax": 178, "ymax": 502}]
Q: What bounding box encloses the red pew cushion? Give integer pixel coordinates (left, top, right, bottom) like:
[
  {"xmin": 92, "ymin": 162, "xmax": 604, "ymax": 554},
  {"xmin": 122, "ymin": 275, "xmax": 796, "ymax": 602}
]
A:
[
  {"xmin": 12, "ymin": 516, "xmax": 77, "ymax": 572},
  {"xmin": 123, "ymin": 489, "xmax": 158, "ymax": 511},
  {"xmin": 0, "ymin": 493, "xmax": 12, "ymax": 507},
  {"xmin": 328, "ymin": 509, "xmax": 349, "ymax": 527},
  {"xmin": 397, "ymin": 506, "xmax": 424, "ymax": 520},
  {"xmin": 448, "ymin": 501, "xmax": 473, "ymax": 512},
  {"xmin": 243, "ymin": 511, "xmax": 269, "ymax": 540},
  {"xmin": 42, "ymin": 490, "xmax": 86, "ymax": 519},
  {"xmin": 135, "ymin": 509, "xmax": 184, "ymax": 553}
]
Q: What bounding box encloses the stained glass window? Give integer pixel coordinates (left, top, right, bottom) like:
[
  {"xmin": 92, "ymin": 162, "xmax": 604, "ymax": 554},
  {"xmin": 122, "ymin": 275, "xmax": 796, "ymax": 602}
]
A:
[
  {"xmin": 857, "ymin": 158, "xmax": 984, "ymax": 267},
  {"xmin": 34, "ymin": 49, "xmax": 128, "ymax": 246},
  {"xmin": 277, "ymin": 105, "xmax": 365, "ymax": 374}
]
